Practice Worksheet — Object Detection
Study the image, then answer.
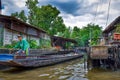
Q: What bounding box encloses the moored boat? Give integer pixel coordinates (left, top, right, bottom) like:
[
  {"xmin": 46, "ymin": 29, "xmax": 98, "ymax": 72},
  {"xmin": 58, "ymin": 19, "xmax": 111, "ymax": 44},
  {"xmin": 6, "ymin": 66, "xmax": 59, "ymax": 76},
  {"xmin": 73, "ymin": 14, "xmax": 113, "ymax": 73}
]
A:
[{"xmin": 0, "ymin": 52, "xmax": 83, "ymax": 68}]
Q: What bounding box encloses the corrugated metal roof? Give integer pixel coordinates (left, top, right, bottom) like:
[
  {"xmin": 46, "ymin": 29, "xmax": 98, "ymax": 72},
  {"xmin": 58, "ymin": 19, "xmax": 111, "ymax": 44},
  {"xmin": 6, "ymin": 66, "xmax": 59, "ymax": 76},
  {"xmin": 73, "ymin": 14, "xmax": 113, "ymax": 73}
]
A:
[
  {"xmin": 51, "ymin": 36, "xmax": 77, "ymax": 43},
  {"xmin": 0, "ymin": 14, "xmax": 47, "ymax": 33},
  {"xmin": 103, "ymin": 16, "xmax": 120, "ymax": 33}
]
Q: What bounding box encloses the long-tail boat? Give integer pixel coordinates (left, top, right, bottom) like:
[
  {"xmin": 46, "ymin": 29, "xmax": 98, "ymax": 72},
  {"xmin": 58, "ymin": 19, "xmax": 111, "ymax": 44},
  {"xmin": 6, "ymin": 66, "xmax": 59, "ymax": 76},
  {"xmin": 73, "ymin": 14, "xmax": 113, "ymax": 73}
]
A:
[{"xmin": 0, "ymin": 50, "xmax": 82, "ymax": 67}]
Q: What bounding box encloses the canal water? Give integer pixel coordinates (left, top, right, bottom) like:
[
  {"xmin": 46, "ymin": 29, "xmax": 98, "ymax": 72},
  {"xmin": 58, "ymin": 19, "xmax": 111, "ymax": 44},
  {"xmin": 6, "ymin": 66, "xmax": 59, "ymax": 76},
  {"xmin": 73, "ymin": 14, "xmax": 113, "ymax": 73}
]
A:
[{"xmin": 0, "ymin": 58, "xmax": 120, "ymax": 80}]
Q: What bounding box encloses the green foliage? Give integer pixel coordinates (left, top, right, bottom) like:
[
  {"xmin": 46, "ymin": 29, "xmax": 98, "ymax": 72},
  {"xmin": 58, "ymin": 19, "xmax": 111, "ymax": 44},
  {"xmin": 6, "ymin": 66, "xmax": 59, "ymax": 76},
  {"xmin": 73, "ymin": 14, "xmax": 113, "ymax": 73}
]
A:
[
  {"xmin": 1, "ymin": 41, "xmax": 17, "ymax": 49},
  {"xmin": 12, "ymin": 41, "xmax": 18, "ymax": 47},
  {"xmin": 71, "ymin": 23, "xmax": 102, "ymax": 46},
  {"xmin": 10, "ymin": 0, "xmax": 103, "ymax": 48},
  {"xmin": 0, "ymin": 42, "xmax": 3, "ymax": 47},
  {"xmin": 11, "ymin": 0, "xmax": 65, "ymax": 36},
  {"xmin": 28, "ymin": 40, "xmax": 38, "ymax": 49},
  {"xmin": 115, "ymin": 24, "xmax": 120, "ymax": 33},
  {"xmin": 39, "ymin": 39, "xmax": 51, "ymax": 48},
  {"xmin": 28, "ymin": 39, "xmax": 51, "ymax": 49},
  {"xmin": 63, "ymin": 27, "xmax": 72, "ymax": 38},
  {"xmin": 11, "ymin": 10, "xmax": 27, "ymax": 22},
  {"xmin": 4, "ymin": 44, "xmax": 13, "ymax": 48},
  {"xmin": 50, "ymin": 17, "xmax": 67, "ymax": 35}
]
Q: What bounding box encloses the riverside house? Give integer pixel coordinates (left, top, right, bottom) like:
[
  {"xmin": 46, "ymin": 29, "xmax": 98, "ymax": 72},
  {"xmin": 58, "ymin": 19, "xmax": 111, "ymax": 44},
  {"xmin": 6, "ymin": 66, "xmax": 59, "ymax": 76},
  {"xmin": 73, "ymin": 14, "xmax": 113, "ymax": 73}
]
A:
[
  {"xmin": 0, "ymin": 15, "xmax": 51, "ymax": 47},
  {"xmin": 102, "ymin": 16, "xmax": 120, "ymax": 45},
  {"xmin": 51, "ymin": 36, "xmax": 77, "ymax": 49}
]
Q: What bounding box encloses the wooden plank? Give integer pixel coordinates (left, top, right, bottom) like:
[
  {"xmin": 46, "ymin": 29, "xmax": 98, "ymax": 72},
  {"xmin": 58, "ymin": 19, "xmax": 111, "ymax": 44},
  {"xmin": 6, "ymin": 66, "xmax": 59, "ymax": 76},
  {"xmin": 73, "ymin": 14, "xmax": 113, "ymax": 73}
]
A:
[
  {"xmin": 90, "ymin": 46, "xmax": 109, "ymax": 59},
  {"xmin": 11, "ymin": 22, "xmax": 26, "ymax": 33},
  {"xmin": 27, "ymin": 27, "xmax": 38, "ymax": 36}
]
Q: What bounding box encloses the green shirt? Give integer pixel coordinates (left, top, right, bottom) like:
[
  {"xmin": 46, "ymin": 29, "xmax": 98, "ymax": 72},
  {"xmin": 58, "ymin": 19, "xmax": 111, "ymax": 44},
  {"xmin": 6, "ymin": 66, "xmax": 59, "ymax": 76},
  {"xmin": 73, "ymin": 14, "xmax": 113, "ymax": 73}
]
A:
[{"xmin": 14, "ymin": 38, "xmax": 30, "ymax": 51}]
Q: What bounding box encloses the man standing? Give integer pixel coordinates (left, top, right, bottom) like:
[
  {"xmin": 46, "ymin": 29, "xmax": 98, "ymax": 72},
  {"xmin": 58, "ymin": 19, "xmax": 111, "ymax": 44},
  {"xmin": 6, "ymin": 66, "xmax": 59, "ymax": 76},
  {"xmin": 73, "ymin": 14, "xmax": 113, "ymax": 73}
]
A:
[{"xmin": 14, "ymin": 35, "xmax": 30, "ymax": 55}]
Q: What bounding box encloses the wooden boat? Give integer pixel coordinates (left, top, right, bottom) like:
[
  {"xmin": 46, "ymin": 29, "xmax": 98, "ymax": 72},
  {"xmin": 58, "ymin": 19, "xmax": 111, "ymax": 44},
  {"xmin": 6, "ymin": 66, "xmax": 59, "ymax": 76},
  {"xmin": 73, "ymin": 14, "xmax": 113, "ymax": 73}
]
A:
[
  {"xmin": 0, "ymin": 52, "xmax": 83, "ymax": 67},
  {"xmin": 0, "ymin": 49, "xmax": 74, "ymax": 56}
]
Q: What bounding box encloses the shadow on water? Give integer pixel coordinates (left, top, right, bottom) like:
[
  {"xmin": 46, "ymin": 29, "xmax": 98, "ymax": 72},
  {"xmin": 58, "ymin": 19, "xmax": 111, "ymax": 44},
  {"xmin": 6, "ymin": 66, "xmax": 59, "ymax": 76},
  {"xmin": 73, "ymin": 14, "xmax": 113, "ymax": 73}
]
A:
[{"xmin": 1, "ymin": 67, "xmax": 36, "ymax": 74}]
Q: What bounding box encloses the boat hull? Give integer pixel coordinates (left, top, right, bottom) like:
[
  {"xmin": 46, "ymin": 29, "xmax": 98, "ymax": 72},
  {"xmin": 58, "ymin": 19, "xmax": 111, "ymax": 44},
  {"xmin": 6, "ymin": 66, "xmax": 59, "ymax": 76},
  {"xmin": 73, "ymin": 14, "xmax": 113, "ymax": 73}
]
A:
[{"xmin": 0, "ymin": 54, "xmax": 83, "ymax": 68}]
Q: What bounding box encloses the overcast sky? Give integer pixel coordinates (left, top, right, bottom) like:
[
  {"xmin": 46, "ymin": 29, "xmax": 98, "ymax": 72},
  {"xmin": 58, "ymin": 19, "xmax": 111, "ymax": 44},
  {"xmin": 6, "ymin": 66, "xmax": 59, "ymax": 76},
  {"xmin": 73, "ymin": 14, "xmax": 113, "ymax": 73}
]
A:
[{"xmin": 1, "ymin": 0, "xmax": 120, "ymax": 29}]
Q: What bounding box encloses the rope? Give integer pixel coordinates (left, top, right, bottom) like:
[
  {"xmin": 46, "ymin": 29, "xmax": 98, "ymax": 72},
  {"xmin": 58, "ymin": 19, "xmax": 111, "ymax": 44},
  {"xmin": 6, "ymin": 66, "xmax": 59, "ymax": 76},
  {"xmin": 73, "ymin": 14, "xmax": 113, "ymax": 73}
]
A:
[
  {"xmin": 93, "ymin": 0, "xmax": 104, "ymax": 23},
  {"xmin": 93, "ymin": 3, "xmax": 99, "ymax": 22},
  {"xmin": 106, "ymin": 0, "xmax": 111, "ymax": 26}
]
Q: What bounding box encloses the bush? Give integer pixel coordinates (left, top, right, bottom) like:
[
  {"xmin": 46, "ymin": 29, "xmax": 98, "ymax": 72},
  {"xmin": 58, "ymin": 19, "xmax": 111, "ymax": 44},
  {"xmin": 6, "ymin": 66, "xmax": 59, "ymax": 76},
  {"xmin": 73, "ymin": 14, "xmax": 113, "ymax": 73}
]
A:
[
  {"xmin": 4, "ymin": 44, "xmax": 13, "ymax": 48},
  {"xmin": 0, "ymin": 39, "xmax": 52, "ymax": 49},
  {"xmin": 28, "ymin": 40, "xmax": 38, "ymax": 49},
  {"xmin": 2, "ymin": 41, "xmax": 17, "ymax": 49}
]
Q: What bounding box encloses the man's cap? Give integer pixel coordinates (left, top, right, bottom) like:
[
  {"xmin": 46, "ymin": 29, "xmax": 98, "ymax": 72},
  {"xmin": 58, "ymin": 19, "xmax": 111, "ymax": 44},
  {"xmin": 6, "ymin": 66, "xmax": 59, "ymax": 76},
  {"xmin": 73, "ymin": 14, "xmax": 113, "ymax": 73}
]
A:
[{"xmin": 17, "ymin": 34, "xmax": 22, "ymax": 37}]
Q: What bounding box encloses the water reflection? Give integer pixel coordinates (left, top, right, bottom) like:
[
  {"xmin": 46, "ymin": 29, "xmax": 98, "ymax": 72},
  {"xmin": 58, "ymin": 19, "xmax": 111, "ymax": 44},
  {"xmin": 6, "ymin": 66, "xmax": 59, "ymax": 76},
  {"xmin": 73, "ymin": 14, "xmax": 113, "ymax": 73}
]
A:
[
  {"xmin": 87, "ymin": 68, "xmax": 120, "ymax": 80},
  {"xmin": 0, "ymin": 59, "xmax": 120, "ymax": 80}
]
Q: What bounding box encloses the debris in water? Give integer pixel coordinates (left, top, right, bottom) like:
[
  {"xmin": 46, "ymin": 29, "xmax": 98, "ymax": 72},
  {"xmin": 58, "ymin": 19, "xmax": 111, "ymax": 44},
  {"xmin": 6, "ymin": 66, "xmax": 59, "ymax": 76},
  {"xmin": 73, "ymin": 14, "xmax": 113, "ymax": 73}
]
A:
[
  {"xmin": 58, "ymin": 75, "xmax": 69, "ymax": 80},
  {"xmin": 39, "ymin": 74, "xmax": 50, "ymax": 77}
]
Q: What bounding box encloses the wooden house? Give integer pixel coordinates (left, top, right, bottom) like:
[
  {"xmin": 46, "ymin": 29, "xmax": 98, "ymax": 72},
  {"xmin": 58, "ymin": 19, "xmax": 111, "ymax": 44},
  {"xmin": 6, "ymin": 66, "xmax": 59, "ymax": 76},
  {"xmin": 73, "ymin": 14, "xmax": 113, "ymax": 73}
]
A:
[
  {"xmin": 103, "ymin": 16, "xmax": 120, "ymax": 45},
  {"xmin": 51, "ymin": 36, "xmax": 77, "ymax": 49},
  {"xmin": 0, "ymin": 15, "xmax": 50, "ymax": 47}
]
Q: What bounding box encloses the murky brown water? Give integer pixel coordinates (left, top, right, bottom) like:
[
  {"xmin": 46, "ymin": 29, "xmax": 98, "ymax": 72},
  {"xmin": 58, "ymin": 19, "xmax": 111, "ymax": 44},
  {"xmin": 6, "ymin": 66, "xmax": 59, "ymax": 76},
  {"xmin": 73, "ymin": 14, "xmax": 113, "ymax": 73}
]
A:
[{"xmin": 0, "ymin": 58, "xmax": 120, "ymax": 80}]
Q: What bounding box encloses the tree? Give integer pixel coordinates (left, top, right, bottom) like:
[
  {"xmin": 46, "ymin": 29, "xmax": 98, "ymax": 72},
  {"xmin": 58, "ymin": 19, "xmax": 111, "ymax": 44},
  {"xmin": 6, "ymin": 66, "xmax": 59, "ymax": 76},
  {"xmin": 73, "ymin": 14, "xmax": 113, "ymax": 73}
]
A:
[
  {"xmin": 11, "ymin": 10, "xmax": 27, "ymax": 22},
  {"xmin": 71, "ymin": 26, "xmax": 84, "ymax": 46},
  {"xmin": 70, "ymin": 24, "xmax": 102, "ymax": 46},
  {"xmin": 11, "ymin": 0, "xmax": 102, "ymax": 47},
  {"xmin": 11, "ymin": 0, "xmax": 66, "ymax": 36},
  {"xmin": 26, "ymin": 0, "xmax": 60, "ymax": 32},
  {"xmin": 79, "ymin": 23, "xmax": 102, "ymax": 46},
  {"xmin": 63, "ymin": 27, "xmax": 72, "ymax": 38},
  {"xmin": 49, "ymin": 16, "xmax": 66, "ymax": 35}
]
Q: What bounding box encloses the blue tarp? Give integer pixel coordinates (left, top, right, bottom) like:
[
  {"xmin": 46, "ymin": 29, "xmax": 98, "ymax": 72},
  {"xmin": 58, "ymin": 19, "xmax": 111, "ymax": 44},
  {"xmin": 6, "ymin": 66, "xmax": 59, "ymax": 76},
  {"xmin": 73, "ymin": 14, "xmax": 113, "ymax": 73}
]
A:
[{"xmin": 0, "ymin": 54, "xmax": 14, "ymax": 61}]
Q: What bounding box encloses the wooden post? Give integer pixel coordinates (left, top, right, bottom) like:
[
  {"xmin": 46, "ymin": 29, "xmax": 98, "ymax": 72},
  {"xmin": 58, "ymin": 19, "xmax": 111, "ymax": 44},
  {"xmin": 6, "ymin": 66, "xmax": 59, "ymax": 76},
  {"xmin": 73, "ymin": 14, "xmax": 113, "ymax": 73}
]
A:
[
  {"xmin": 114, "ymin": 47, "xmax": 118, "ymax": 71},
  {"xmin": 0, "ymin": 0, "xmax": 1, "ymax": 14},
  {"xmin": 0, "ymin": 23, "xmax": 4, "ymax": 46},
  {"xmin": 84, "ymin": 54, "xmax": 86, "ymax": 70},
  {"xmin": 87, "ymin": 47, "xmax": 90, "ymax": 70}
]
